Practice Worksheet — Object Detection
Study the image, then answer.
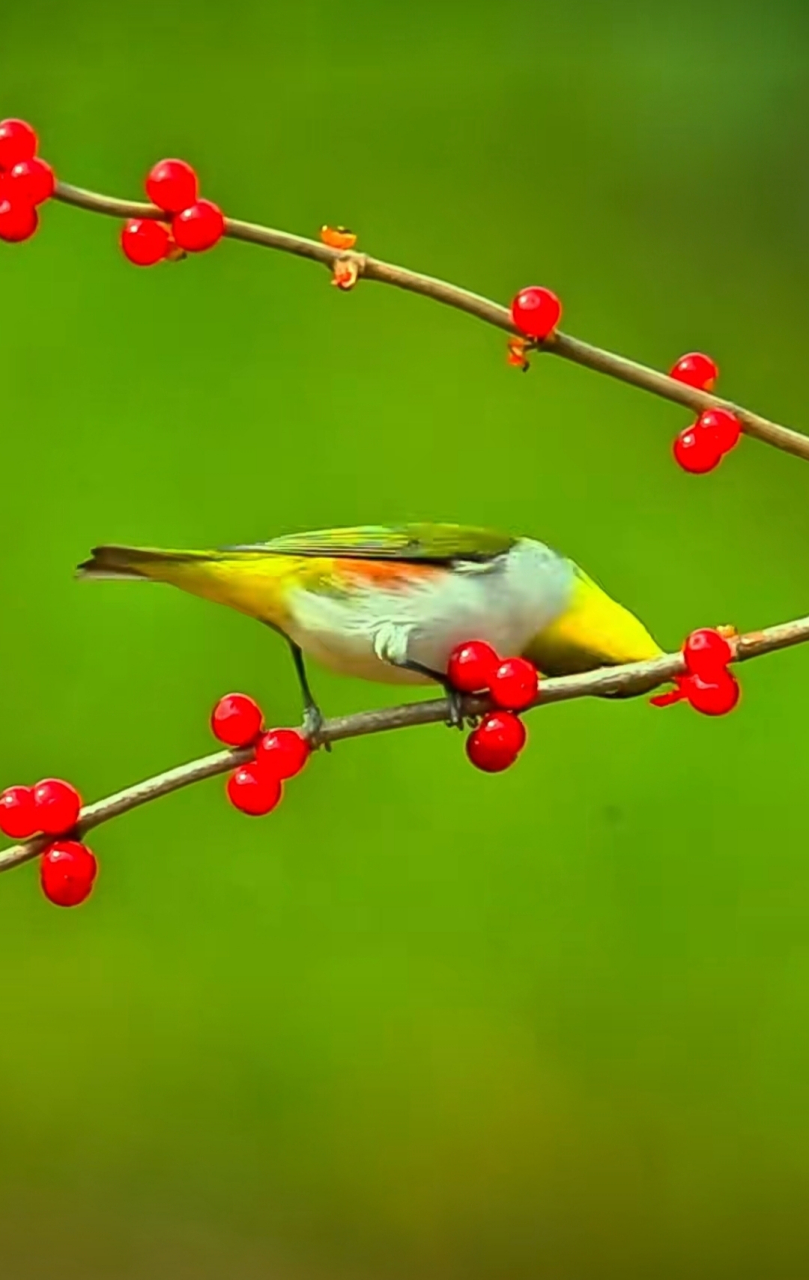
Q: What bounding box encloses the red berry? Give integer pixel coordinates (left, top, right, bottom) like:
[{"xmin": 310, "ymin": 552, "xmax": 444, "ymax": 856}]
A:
[
  {"xmin": 0, "ymin": 196, "xmax": 38, "ymax": 242},
  {"xmin": 673, "ymin": 424, "xmax": 723, "ymax": 474},
  {"xmin": 510, "ymin": 286, "xmax": 562, "ymax": 340},
  {"xmin": 211, "ymin": 693, "xmax": 264, "ymax": 747},
  {"xmin": 681, "ymin": 670, "xmax": 740, "ymax": 716},
  {"xmin": 255, "ymin": 728, "xmax": 310, "ymax": 780},
  {"xmin": 669, "ymin": 352, "xmax": 719, "ymax": 392},
  {"xmin": 121, "ymin": 218, "xmax": 170, "ymax": 266},
  {"xmin": 683, "ymin": 628, "xmax": 733, "ymax": 678},
  {"xmin": 33, "ymin": 778, "xmax": 82, "ymax": 836},
  {"xmin": 697, "ymin": 407, "xmax": 741, "ymax": 454},
  {"xmin": 447, "ymin": 640, "xmax": 499, "ymax": 694},
  {"xmin": 0, "ymin": 118, "xmax": 37, "ymax": 170},
  {"xmin": 41, "ymin": 841, "xmax": 97, "ymax": 907},
  {"xmin": 0, "ymin": 785, "xmax": 38, "ymax": 840},
  {"xmin": 226, "ymin": 764, "xmax": 282, "ymax": 816},
  {"xmin": 145, "ymin": 158, "xmax": 199, "ymax": 215},
  {"xmin": 466, "ymin": 711, "xmax": 527, "ymax": 773},
  {"xmin": 489, "ymin": 657, "xmax": 539, "ymax": 711},
  {"xmin": 171, "ymin": 199, "xmax": 225, "ymax": 252},
  {"xmin": 9, "ymin": 157, "xmax": 55, "ymax": 205}
]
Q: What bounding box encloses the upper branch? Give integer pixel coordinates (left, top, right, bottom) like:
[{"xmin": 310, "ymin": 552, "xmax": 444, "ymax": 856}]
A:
[
  {"xmin": 54, "ymin": 180, "xmax": 809, "ymax": 462},
  {"xmin": 2, "ymin": 613, "xmax": 807, "ymax": 876}
]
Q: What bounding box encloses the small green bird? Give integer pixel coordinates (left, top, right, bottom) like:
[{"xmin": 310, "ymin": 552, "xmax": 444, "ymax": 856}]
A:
[{"xmin": 78, "ymin": 523, "xmax": 662, "ymax": 734}]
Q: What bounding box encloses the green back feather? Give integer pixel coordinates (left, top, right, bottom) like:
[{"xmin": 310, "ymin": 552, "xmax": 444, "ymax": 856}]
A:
[{"xmin": 225, "ymin": 523, "xmax": 517, "ymax": 564}]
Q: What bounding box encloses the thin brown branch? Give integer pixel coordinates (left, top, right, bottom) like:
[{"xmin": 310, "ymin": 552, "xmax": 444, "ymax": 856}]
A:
[
  {"xmin": 3, "ymin": 613, "xmax": 808, "ymax": 876},
  {"xmin": 54, "ymin": 180, "xmax": 809, "ymax": 461}
]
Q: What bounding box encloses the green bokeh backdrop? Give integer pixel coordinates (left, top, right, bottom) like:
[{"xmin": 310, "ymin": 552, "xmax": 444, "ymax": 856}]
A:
[{"xmin": 3, "ymin": 2, "xmax": 809, "ymax": 1275}]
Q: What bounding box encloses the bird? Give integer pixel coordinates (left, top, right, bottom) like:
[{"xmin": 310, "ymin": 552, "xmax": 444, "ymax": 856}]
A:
[{"xmin": 78, "ymin": 523, "xmax": 663, "ymax": 737}]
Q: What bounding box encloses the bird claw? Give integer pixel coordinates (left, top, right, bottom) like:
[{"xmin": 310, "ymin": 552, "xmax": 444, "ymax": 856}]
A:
[
  {"xmin": 444, "ymin": 687, "xmax": 466, "ymax": 731},
  {"xmin": 303, "ymin": 704, "xmax": 330, "ymax": 752}
]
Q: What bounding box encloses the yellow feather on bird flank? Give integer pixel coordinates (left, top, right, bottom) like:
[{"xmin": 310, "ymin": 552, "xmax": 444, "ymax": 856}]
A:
[{"xmin": 525, "ymin": 571, "xmax": 663, "ymax": 676}]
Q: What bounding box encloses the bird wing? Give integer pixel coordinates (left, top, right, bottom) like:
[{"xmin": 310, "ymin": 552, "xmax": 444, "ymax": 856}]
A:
[{"xmin": 224, "ymin": 523, "xmax": 517, "ymax": 564}]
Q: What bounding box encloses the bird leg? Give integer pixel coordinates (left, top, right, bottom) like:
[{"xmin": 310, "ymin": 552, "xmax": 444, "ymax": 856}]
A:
[
  {"xmin": 373, "ymin": 628, "xmax": 466, "ymax": 729},
  {"xmin": 287, "ymin": 639, "xmax": 329, "ymax": 749},
  {"xmin": 400, "ymin": 658, "xmax": 468, "ymax": 730}
]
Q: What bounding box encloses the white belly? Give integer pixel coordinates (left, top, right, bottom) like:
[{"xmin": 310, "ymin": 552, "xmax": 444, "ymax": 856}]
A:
[{"xmin": 284, "ymin": 540, "xmax": 574, "ymax": 684}]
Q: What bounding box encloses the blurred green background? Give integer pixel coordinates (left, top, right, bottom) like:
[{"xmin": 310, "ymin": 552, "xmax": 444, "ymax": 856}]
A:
[{"xmin": 3, "ymin": 1, "xmax": 809, "ymax": 1275}]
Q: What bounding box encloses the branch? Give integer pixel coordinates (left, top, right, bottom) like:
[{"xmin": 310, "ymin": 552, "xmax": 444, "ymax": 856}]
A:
[
  {"xmin": 54, "ymin": 180, "xmax": 809, "ymax": 462},
  {"xmin": 3, "ymin": 613, "xmax": 807, "ymax": 875},
  {"xmin": 3, "ymin": 171, "xmax": 804, "ymax": 879}
]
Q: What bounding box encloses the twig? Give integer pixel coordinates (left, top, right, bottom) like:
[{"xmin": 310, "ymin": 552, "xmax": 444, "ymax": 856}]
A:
[
  {"xmin": 3, "ymin": 613, "xmax": 808, "ymax": 874},
  {"xmin": 54, "ymin": 180, "xmax": 809, "ymax": 462}
]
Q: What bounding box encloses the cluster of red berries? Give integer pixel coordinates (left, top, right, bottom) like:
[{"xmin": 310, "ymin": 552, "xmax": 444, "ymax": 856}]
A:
[
  {"xmin": 668, "ymin": 353, "xmax": 742, "ymax": 473},
  {"xmin": 211, "ymin": 693, "xmax": 310, "ymax": 815},
  {"xmin": 0, "ymin": 778, "xmax": 97, "ymax": 906},
  {"xmin": 121, "ymin": 159, "xmax": 225, "ymax": 266},
  {"xmin": 0, "ymin": 118, "xmax": 55, "ymax": 243},
  {"xmin": 510, "ymin": 286, "xmax": 562, "ymax": 343},
  {"xmin": 447, "ymin": 641, "xmax": 539, "ymax": 772},
  {"xmin": 651, "ymin": 628, "xmax": 740, "ymax": 716}
]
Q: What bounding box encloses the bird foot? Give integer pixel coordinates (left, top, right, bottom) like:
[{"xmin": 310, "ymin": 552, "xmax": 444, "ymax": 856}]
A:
[
  {"xmin": 444, "ymin": 686, "xmax": 467, "ymax": 731},
  {"xmin": 376, "ymin": 643, "xmax": 468, "ymax": 730},
  {"xmin": 303, "ymin": 704, "xmax": 330, "ymax": 752}
]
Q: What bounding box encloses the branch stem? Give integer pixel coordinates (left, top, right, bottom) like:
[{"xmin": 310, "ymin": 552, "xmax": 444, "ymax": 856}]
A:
[
  {"xmin": 3, "ymin": 614, "xmax": 807, "ymax": 875},
  {"xmin": 54, "ymin": 180, "xmax": 809, "ymax": 461}
]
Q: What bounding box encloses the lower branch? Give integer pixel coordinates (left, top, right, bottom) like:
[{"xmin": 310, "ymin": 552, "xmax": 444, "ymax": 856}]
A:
[{"xmin": 2, "ymin": 613, "xmax": 806, "ymax": 876}]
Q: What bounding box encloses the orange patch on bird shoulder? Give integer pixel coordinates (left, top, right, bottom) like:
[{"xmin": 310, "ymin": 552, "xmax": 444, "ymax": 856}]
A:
[{"xmin": 336, "ymin": 558, "xmax": 444, "ymax": 588}]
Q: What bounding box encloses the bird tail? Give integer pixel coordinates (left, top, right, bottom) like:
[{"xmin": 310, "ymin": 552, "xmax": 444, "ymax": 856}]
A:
[
  {"xmin": 76, "ymin": 543, "xmax": 295, "ymax": 627},
  {"xmin": 76, "ymin": 545, "xmax": 214, "ymax": 583}
]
